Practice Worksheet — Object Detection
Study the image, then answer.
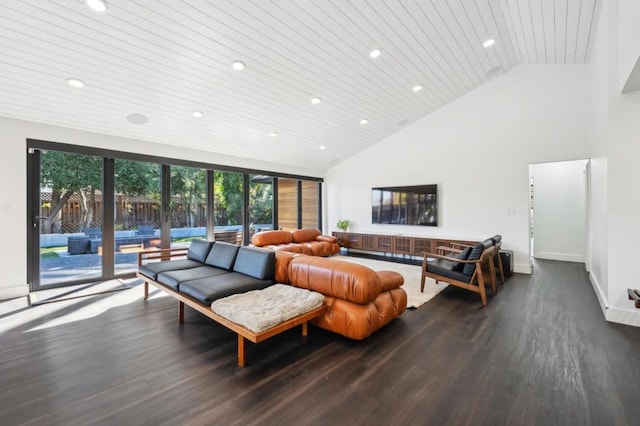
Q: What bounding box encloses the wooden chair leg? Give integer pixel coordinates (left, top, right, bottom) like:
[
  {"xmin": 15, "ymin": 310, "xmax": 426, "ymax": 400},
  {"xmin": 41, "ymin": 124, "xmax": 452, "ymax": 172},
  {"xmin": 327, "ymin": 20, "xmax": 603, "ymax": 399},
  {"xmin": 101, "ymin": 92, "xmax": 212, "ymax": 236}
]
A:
[
  {"xmin": 179, "ymin": 301, "xmax": 184, "ymax": 324},
  {"xmin": 477, "ymin": 274, "xmax": 487, "ymax": 306},
  {"xmin": 144, "ymin": 281, "xmax": 149, "ymax": 300}
]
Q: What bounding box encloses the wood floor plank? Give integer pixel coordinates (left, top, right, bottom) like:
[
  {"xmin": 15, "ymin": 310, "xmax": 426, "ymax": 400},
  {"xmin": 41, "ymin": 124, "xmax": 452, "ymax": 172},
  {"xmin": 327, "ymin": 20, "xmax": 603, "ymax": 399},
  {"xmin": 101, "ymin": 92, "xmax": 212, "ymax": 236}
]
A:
[{"xmin": 1, "ymin": 260, "xmax": 639, "ymax": 425}]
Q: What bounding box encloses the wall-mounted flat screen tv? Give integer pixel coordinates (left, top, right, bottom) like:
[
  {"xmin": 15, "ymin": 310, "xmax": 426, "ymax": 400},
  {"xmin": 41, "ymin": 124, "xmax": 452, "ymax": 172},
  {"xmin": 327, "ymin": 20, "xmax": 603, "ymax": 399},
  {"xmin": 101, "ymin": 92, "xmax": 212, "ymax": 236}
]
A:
[{"xmin": 372, "ymin": 184, "xmax": 437, "ymax": 226}]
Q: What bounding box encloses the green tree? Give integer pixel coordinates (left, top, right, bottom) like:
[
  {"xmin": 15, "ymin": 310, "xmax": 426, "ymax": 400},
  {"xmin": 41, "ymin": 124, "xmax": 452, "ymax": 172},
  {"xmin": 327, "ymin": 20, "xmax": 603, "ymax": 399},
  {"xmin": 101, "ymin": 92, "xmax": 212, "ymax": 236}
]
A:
[
  {"xmin": 213, "ymin": 171, "xmax": 243, "ymax": 226},
  {"xmin": 40, "ymin": 152, "xmax": 158, "ymax": 233},
  {"xmin": 171, "ymin": 166, "xmax": 206, "ymax": 227}
]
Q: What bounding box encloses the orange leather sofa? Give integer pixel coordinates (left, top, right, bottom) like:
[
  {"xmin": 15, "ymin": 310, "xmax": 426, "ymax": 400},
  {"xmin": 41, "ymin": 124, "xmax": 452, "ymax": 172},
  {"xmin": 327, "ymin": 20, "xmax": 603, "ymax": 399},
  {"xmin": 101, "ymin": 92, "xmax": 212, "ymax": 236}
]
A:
[
  {"xmin": 275, "ymin": 252, "xmax": 407, "ymax": 340},
  {"xmin": 251, "ymin": 228, "xmax": 340, "ymax": 256}
]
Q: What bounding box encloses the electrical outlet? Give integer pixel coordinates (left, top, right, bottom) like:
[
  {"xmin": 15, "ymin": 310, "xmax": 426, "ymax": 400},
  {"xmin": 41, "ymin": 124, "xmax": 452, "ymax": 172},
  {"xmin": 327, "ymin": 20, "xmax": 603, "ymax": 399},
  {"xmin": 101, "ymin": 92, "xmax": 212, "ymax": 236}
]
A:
[
  {"xmin": 1, "ymin": 203, "xmax": 11, "ymax": 214},
  {"xmin": 507, "ymin": 207, "xmax": 516, "ymax": 215}
]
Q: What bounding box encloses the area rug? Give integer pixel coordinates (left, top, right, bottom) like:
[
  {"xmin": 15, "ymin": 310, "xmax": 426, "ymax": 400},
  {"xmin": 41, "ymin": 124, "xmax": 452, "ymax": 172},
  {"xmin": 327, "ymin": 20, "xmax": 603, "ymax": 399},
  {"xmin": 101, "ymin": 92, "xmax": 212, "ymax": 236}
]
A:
[
  {"xmin": 332, "ymin": 255, "xmax": 447, "ymax": 308},
  {"xmin": 29, "ymin": 279, "xmax": 133, "ymax": 306}
]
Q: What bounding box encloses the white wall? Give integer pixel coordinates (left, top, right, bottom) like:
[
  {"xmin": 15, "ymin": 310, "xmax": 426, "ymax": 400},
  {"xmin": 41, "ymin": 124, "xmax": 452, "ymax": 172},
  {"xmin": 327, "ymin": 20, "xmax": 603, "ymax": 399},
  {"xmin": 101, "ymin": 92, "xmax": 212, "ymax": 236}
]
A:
[
  {"xmin": 530, "ymin": 160, "xmax": 587, "ymax": 263},
  {"xmin": 0, "ymin": 116, "xmax": 322, "ymax": 300},
  {"xmin": 587, "ymin": 0, "xmax": 611, "ymax": 313},
  {"xmin": 584, "ymin": 0, "xmax": 640, "ymax": 327},
  {"xmin": 326, "ymin": 65, "xmax": 591, "ymax": 274},
  {"xmin": 618, "ymin": 0, "xmax": 640, "ymax": 92}
]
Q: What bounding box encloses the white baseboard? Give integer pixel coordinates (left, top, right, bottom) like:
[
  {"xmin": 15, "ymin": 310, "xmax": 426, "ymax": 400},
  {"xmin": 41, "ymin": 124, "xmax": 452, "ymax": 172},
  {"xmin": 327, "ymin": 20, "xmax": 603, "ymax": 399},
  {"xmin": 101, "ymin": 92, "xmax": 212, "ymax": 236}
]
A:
[
  {"xmin": 514, "ymin": 263, "xmax": 532, "ymax": 274},
  {"xmin": 605, "ymin": 307, "xmax": 640, "ymax": 327},
  {"xmin": 589, "ymin": 272, "xmax": 640, "ymax": 327},
  {"xmin": 536, "ymin": 251, "xmax": 585, "ymax": 263},
  {"xmin": 0, "ymin": 284, "xmax": 29, "ymax": 301},
  {"xmin": 589, "ymin": 271, "xmax": 608, "ymax": 315}
]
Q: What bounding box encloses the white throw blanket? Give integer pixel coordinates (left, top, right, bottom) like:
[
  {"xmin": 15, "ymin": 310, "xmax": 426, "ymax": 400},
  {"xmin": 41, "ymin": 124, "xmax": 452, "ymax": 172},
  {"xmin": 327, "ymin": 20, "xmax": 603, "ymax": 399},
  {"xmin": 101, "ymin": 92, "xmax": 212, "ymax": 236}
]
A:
[{"xmin": 211, "ymin": 284, "xmax": 324, "ymax": 333}]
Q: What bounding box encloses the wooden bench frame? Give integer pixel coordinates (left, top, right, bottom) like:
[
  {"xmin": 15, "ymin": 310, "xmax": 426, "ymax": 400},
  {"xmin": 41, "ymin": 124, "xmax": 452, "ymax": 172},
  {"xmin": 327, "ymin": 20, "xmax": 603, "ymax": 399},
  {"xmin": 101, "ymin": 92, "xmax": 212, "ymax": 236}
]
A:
[{"xmin": 137, "ymin": 248, "xmax": 325, "ymax": 366}]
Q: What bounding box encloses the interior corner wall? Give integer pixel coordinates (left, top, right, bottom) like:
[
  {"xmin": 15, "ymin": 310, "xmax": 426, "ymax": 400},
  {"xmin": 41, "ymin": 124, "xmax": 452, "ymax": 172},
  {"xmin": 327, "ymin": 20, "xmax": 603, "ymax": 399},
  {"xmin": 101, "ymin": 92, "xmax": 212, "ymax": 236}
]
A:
[
  {"xmin": 586, "ymin": 0, "xmax": 610, "ymax": 313},
  {"xmin": 0, "ymin": 116, "xmax": 322, "ymax": 301},
  {"xmin": 325, "ymin": 65, "xmax": 590, "ymax": 274}
]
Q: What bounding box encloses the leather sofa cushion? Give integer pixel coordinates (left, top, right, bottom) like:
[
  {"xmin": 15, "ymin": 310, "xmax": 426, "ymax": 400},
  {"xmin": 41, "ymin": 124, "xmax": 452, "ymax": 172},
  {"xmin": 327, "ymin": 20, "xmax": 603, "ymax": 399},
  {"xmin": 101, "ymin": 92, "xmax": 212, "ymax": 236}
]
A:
[
  {"xmin": 462, "ymin": 243, "xmax": 485, "ymax": 276},
  {"xmin": 251, "ymin": 230, "xmax": 293, "ymax": 246},
  {"xmin": 428, "ymin": 259, "xmax": 471, "ymax": 283},
  {"xmin": 180, "ymin": 273, "xmax": 274, "ymax": 305},
  {"xmin": 376, "ymin": 271, "xmax": 404, "ymax": 291},
  {"xmin": 233, "ymin": 246, "xmax": 275, "ymax": 280},
  {"xmin": 138, "ymin": 259, "xmax": 203, "ymax": 281},
  {"xmin": 204, "ymin": 241, "xmax": 240, "ymax": 270},
  {"xmin": 315, "ymin": 235, "xmax": 338, "ymax": 243},
  {"xmin": 157, "ymin": 266, "xmax": 228, "ymax": 290},
  {"xmin": 312, "ymin": 288, "xmax": 407, "ymax": 340},
  {"xmin": 288, "ymin": 256, "xmax": 383, "ymax": 304},
  {"xmin": 187, "ymin": 239, "xmax": 214, "ymax": 263},
  {"xmin": 291, "ymin": 228, "xmax": 321, "ymax": 243}
]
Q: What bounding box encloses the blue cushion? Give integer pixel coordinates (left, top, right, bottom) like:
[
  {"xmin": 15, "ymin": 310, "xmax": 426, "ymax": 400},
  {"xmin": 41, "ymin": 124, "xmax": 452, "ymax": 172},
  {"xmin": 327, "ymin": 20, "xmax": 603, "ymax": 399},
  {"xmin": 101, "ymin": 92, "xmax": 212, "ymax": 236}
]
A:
[
  {"xmin": 233, "ymin": 246, "xmax": 275, "ymax": 280},
  {"xmin": 204, "ymin": 241, "xmax": 240, "ymax": 270},
  {"xmin": 452, "ymin": 246, "xmax": 472, "ymax": 272},
  {"xmin": 187, "ymin": 240, "xmax": 214, "ymax": 263},
  {"xmin": 462, "ymin": 243, "xmax": 485, "ymax": 276}
]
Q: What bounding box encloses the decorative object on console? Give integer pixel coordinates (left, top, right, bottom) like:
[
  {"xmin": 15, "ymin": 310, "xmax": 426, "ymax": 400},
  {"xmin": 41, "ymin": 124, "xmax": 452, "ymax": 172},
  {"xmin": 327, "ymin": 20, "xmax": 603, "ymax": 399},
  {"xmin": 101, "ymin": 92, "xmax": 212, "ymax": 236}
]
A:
[{"xmin": 336, "ymin": 219, "xmax": 351, "ymax": 232}]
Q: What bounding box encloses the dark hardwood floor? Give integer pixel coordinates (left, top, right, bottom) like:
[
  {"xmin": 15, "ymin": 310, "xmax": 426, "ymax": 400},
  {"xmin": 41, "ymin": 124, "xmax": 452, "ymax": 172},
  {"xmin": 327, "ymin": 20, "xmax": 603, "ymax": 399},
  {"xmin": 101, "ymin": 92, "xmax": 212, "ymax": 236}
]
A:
[{"xmin": 1, "ymin": 259, "xmax": 638, "ymax": 425}]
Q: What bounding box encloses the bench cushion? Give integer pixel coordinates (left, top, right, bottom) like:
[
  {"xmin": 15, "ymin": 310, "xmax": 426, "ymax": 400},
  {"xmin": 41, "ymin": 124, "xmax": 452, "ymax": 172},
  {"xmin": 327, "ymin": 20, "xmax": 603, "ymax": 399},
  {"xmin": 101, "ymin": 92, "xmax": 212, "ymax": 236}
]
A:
[
  {"xmin": 462, "ymin": 243, "xmax": 485, "ymax": 276},
  {"xmin": 204, "ymin": 241, "xmax": 240, "ymax": 270},
  {"xmin": 138, "ymin": 259, "xmax": 203, "ymax": 281},
  {"xmin": 233, "ymin": 246, "xmax": 275, "ymax": 280},
  {"xmin": 211, "ymin": 284, "xmax": 324, "ymax": 333},
  {"xmin": 427, "ymin": 258, "xmax": 471, "ymax": 283},
  {"xmin": 187, "ymin": 240, "xmax": 214, "ymax": 263},
  {"xmin": 452, "ymin": 246, "xmax": 472, "ymax": 272},
  {"xmin": 180, "ymin": 273, "xmax": 274, "ymax": 305},
  {"xmin": 157, "ymin": 266, "xmax": 228, "ymax": 290}
]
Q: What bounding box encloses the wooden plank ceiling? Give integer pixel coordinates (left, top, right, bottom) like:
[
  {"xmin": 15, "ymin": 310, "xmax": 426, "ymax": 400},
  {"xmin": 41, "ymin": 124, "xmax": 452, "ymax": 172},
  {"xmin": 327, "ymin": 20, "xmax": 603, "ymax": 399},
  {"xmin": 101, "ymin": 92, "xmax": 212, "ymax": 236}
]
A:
[{"xmin": 0, "ymin": 0, "xmax": 601, "ymax": 172}]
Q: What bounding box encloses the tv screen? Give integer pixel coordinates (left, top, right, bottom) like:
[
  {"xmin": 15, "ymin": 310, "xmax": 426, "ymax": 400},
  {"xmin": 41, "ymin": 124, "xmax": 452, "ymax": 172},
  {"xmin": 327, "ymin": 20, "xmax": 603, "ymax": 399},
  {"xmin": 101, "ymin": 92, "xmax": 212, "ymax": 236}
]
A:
[{"xmin": 372, "ymin": 185, "xmax": 437, "ymax": 226}]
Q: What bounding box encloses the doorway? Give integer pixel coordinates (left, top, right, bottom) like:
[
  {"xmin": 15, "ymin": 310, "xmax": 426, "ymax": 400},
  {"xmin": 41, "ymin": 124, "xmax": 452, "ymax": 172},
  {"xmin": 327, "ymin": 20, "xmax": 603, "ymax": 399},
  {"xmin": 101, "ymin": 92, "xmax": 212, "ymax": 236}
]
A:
[{"xmin": 528, "ymin": 159, "xmax": 589, "ymax": 263}]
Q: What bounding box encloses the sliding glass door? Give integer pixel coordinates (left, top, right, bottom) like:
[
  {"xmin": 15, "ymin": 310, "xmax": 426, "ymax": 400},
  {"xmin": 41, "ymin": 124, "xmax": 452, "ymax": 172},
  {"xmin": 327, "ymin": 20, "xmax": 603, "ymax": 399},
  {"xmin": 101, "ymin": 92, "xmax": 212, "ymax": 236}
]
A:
[{"xmin": 31, "ymin": 149, "xmax": 104, "ymax": 289}]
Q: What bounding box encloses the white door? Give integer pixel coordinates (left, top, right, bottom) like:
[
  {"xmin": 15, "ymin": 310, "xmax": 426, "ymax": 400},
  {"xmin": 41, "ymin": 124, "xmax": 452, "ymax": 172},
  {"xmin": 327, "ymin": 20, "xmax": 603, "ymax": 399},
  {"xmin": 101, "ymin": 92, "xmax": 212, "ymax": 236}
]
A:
[{"xmin": 529, "ymin": 159, "xmax": 588, "ymax": 263}]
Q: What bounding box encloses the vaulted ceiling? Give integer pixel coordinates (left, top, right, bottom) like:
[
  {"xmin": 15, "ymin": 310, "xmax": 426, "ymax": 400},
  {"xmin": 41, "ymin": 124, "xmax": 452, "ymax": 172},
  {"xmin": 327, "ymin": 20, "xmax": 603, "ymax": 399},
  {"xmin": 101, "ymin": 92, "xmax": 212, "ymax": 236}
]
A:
[{"xmin": 0, "ymin": 0, "xmax": 601, "ymax": 172}]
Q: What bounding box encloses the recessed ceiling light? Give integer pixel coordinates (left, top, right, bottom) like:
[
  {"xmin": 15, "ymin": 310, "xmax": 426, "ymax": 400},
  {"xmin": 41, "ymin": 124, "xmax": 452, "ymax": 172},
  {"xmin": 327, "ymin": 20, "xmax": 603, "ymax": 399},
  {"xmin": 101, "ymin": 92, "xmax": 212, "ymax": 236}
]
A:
[
  {"xmin": 85, "ymin": 0, "xmax": 108, "ymax": 13},
  {"xmin": 231, "ymin": 60, "xmax": 245, "ymax": 71},
  {"xmin": 483, "ymin": 38, "xmax": 495, "ymax": 48},
  {"xmin": 319, "ymin": 145, "xmax": 326, "ymax": 150},
  {"xmin": 191, "ymin": 111, "xmax": 203, "ymax": 118},
  {"xmin": 311, "ymin": 97, "xmax": 322, "ymax": 105},
  {"xmin": 65, "ymin": 78, "xmax": 84, "ymax": 88},
  {"xmin": 412, "ymin": 85, "xmax": 423, "ymax": 92},
  {"xmin": 127, "ymin": 113, "xmax": 148, "ymax": 125},
  {"xmin": 360, "ymin": 119, "xmax": 368, "ymax": 125},
  {"xmin": 369, "ymin": 48, "xmax": 382, "ymax": 59},
  {"xmin": 269, "ymin": 132, "xmax": 278, "ymax": 138}
]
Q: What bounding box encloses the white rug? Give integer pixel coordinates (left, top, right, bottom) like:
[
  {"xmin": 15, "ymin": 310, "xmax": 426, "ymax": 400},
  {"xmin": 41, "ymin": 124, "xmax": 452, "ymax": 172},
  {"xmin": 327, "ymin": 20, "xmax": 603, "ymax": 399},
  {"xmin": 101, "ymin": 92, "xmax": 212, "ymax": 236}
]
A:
[{"xmin": 331, "ymin": 255, "xmax": 448, "ymax": 309}]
